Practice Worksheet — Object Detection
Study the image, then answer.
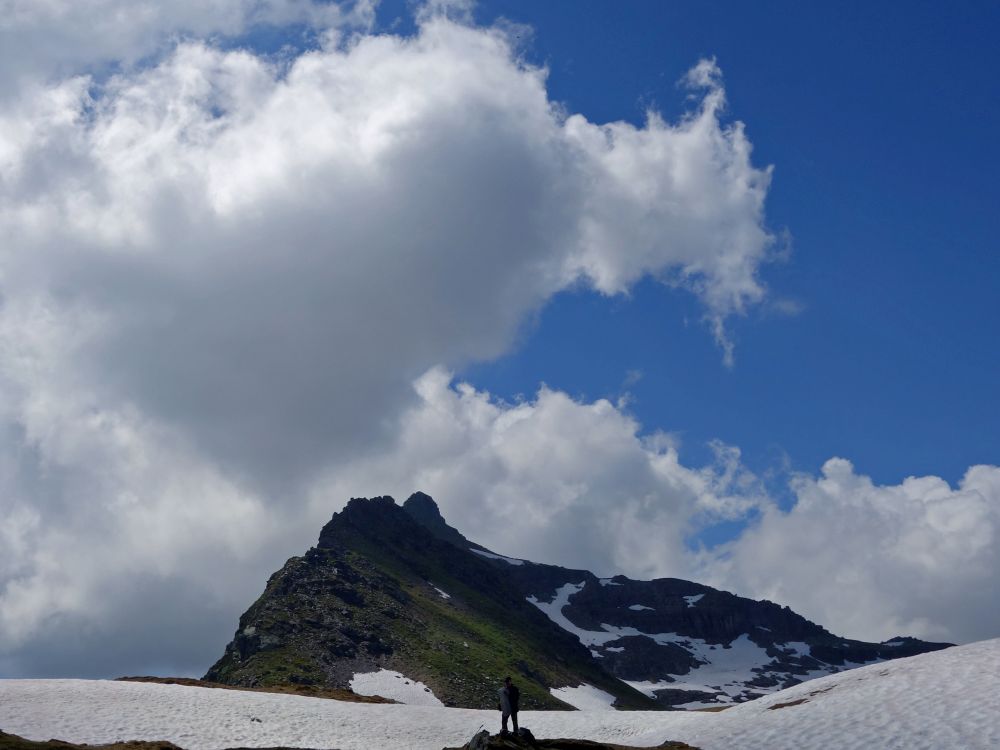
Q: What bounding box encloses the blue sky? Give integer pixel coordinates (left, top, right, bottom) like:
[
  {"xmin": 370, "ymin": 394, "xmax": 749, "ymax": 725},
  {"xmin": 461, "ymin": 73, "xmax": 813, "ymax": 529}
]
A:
[
  {"xmin": 1, "ymin": 0, "xmax": 999, "ymax": 677},
  {"xmin": 445, "ymin": 0, "xmax": 1000, "ymax": 492}
]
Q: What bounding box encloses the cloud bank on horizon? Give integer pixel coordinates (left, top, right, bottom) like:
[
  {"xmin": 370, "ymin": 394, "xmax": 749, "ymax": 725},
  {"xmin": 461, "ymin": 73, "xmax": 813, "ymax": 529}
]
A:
[{"xmin": 0, "ymin": 0, "xmax": 996, "ymax": 677}]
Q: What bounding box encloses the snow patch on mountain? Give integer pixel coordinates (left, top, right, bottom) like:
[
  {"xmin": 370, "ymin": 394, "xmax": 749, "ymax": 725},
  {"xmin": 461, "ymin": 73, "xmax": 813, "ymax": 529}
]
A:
[
  {"xmin": 628, "ymin": 604, "xmax": 654, "ymax": 611},
  {"xmin": 349, "ymin": 670, "xmax": 443, "ymax": 706},
  {"xmin": 683, "ymin": 594, "xmax": 704, "ymax": 607},
  {"xmin": 527, "ymin": 582, "xmax": 600, "ymax": 640},
  {"xmin": 529, "ymin": 582, "xmax": 723, "ymax": 652},
  {"xmin": 781, "ymin": 641, "xmax": 810, "ymax": 658},
  {"xmin": 430, "ymin": 584, "xmax": 451, "ymax": 600},
  {"xmin": 623, "ymin": 633, "xmax": 806, "ymax": 705},
  {"xmin": 530, "ymin": 583, "xmax": 749, "ymax": 659},
  {"xmin": 471, "ymin": 549, "xmax": 524, "ymax": 566},
  {"xmin": 549, "ymin": 683, "xmax": 618, "ymax": 711},
  {"xmin": 666, "ymin": 634, "xmax": 798, "ymax": 703}
]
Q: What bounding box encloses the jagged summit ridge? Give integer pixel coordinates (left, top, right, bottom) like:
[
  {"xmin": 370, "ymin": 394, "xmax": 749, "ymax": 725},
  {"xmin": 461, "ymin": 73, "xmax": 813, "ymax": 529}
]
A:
[
  {"xmin": 401, "ymin": 491, "xmax": 442, "ymax": 521},
  {"xmin": 317, "ymin": 493, "xmax": 473, "ymax": 550},
  {"xmin": 207, "ymin": 493, "xmax": 951, "ymax": 709}
]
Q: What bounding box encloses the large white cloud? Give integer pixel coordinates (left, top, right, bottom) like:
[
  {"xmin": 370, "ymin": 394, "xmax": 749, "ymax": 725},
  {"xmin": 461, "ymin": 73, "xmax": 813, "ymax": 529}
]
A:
[
  {"xmin": 0, "ymin": 9, "xmax": 777, "ymax": 675},
  {"xmin": 707, "ymin": 458, "xmax": 1000, "ymax": 644}
]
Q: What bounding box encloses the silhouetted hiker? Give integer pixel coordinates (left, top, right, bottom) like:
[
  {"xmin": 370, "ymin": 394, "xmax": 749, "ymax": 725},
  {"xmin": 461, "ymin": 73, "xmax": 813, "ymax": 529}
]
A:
[{"xmin": 498, "ymin": 675, "xmax": 520, "ymax": 735}]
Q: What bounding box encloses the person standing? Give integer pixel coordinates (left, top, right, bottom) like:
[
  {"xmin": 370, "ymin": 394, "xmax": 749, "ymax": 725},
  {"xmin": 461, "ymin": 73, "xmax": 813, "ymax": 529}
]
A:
[{"xmin": 498, "ymin": 675, "xmax": 520, "ymax": 735}]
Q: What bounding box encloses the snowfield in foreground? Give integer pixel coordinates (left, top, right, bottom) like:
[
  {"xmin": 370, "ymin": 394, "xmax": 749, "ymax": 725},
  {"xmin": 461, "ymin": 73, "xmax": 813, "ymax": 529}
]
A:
[{"xmin": 1, "ymin": 639, "xmax": 997, "ymax": 750}]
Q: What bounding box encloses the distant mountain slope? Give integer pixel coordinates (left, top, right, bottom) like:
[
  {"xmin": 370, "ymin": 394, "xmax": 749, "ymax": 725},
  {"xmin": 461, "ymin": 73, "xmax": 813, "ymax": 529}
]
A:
[
  {"xmin": 206, "ymin": 493, "xmax": 949, "ymax": 709},
  {"xmin": 507, "ymin": 569, "xmax": 943, "ymax": 707}
]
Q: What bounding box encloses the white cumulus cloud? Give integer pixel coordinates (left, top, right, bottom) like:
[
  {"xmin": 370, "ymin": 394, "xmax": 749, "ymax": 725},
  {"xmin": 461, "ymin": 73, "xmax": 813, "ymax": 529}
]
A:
[{"xmin": 707, "ymin": 458, "xmax": 1000, "ymax": 644}]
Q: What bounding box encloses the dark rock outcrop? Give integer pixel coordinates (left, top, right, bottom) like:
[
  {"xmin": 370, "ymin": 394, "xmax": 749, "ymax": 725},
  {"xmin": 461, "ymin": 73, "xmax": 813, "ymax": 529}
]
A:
[{"xmin": 402, "ymin": 491, "xmax": 484, "ymax": 551}]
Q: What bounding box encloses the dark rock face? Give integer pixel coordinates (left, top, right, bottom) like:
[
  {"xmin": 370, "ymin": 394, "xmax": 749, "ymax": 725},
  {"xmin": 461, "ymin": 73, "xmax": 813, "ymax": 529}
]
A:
[
  {"xmin": 596, "ymin": 636, "xmax": 701, "ymax": 680},
  {"xmin": 207, "ymin": 492, "xmax": 952, "ymax": 710},
  {"xmin": 204, "ymin": 541, "xmax": 403, "ymax": 689}
]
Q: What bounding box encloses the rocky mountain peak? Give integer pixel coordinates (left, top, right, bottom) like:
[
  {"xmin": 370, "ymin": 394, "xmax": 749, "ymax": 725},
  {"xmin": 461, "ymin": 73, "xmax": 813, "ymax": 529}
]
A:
[
  {"xmin": 402, "ymin": 490, "xmax": 440, "ymax": 518},
  {"xmin": 402, "ymin": 492, "xmax": 476, "ymax": 550}
]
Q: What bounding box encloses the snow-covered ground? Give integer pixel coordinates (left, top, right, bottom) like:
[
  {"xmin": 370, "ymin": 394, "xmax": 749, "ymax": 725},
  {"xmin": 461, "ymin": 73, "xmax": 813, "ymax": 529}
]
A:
[{"xmin": 1, "ymin": 639, "xmax": 997, "ymax": 750}]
